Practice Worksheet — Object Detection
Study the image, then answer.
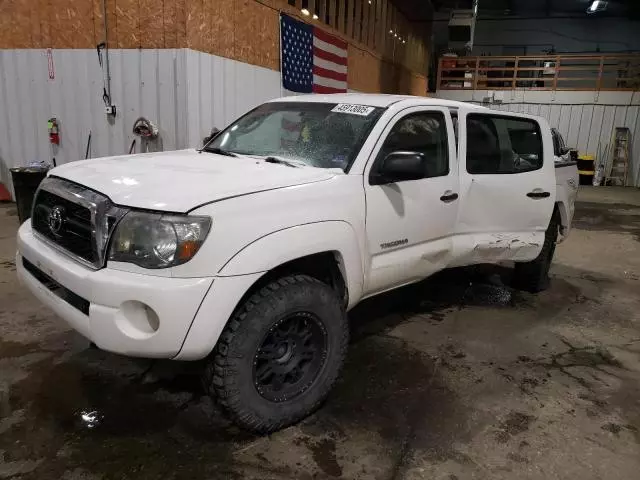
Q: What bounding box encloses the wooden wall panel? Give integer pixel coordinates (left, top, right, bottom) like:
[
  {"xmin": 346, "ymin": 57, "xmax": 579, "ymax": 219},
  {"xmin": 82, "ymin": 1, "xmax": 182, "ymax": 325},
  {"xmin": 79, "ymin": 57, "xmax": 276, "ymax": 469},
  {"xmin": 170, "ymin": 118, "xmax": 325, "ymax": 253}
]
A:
[
  {"xmin": 361, "ymin": 1, "xmax": 369, "ymax": 47},
  {"xmin": 347, "ymin": 43, "xmax": 427, "ymax": 95},
  {"xmin": 92, "ymin": 0, "xmax": 117, "ymax": 47},
  {"xmin": 175, "ymin": 0, "xmax": 187, "ymax": 48},
  {"xmin": 163, "ymin": 0, "xmax": 178, "ymax": 48},
  {"xmin": 202, "ymin": 0, "xmax": 216, "ymax": 54},
  {"xmin": 328, "ymin": 0, "xmax": 336, "ymax": 29},
  {"xmin": 215, "ymin": 0, "xmax": 235, "ymax": 60},
  {"xmin": 375, "ymin": 0, "xmax": 382, "ymax": 51},
  {"xmin": 233, "ymin": 0, "xmax": 279, "ymax": 71},
  {"xmin": 28, "ymin": 0, "xmax": 43, "ymax": 47},
  {"xmin": 354, "ymin": 0, "xmax": 362, "ymax": 43},
  {"xmin": 6, "ymin": 0, "xmax": 33, "ymax": 48},
  {"xmin": 140, "ymin": 0, "xmax": 164, "ymax": 48},
  {"xmin": 319, "ymin": 0, "xmax": 327, "ymax": 25},
  {"xmin": 115, "ymin": 0, "xmax": 139, "ymax": 48},
  {"xmin": 48, "ymin": 0, "xmax": 94, "ymax": 49},
  {"xmin": 367, "ymin": 1, "xmax": 375, "ymax": 47},
  {"xmin": 185, "ymin": 0, "xmax": 204, "ymax": 51},
  {"xmin": 92, "ymin": 0, "xmax": 105, "ymax": 45},
  {"xmin": 346, "ymin": 0, "xmax": 354, "ymax": 38}
]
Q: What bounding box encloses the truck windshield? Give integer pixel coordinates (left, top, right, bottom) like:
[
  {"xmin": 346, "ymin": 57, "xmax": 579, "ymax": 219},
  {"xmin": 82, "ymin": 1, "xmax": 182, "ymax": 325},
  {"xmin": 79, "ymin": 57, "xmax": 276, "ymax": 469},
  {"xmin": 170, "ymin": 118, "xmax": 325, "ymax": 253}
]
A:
[{"xmin": 203, "ymin": 102, "xmax": 384, "ymax": 171}]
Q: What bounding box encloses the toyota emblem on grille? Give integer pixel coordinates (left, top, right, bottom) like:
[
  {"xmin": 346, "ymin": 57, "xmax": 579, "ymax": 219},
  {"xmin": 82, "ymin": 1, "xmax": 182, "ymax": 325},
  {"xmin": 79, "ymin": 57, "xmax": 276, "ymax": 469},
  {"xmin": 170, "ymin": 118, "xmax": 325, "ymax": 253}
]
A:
[{"xmin": 47, "ymin": 206, "xmax": 65, "ymax": 235}]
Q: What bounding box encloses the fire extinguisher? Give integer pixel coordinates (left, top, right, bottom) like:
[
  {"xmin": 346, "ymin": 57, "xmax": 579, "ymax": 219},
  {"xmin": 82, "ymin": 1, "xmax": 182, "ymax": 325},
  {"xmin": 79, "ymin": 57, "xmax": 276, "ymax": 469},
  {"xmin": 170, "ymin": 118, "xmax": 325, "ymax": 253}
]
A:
[{"xmin": 48, "ymin": 118, "xmax": 60, "ymax": 145}]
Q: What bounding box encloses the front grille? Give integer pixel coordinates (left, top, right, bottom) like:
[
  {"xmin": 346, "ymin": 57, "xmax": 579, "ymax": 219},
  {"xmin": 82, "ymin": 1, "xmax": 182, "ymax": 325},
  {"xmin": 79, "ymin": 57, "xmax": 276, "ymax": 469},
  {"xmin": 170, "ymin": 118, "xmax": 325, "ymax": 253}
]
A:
[
  {"xmin": 32, "ymin": 189, "xmax": 96, "ymax": 264},
  {"xmin": 31, "ymin": 177, "xmax": 128, "ymax": 269},
  {"xmin": 22, "ymin": 257, "xmax": 90, "ymax": 315}
]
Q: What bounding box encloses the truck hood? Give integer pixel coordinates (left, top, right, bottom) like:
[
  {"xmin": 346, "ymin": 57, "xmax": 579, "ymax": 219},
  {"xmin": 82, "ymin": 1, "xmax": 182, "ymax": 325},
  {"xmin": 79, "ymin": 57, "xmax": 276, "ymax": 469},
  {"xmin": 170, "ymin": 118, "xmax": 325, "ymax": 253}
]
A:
[{"xmin": 50, "ymin": 149, "xmax": 338, "ymax": 212}]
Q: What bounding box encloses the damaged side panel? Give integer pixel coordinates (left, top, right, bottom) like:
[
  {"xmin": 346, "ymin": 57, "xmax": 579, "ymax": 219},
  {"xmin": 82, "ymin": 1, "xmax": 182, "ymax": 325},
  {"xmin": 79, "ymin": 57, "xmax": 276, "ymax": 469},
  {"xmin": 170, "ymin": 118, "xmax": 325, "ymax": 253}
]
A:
[{"xmin": 449, "ymin": 231, "xmax": 544, "ymax": 267}]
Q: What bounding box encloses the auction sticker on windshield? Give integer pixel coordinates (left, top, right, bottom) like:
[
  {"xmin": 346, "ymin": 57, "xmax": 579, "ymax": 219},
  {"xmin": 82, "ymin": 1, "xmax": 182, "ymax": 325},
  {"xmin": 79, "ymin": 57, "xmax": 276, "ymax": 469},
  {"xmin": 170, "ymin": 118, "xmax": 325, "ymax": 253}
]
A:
[{"xmin": 331, "ymin": 104, "xmax": 375, "ymax": 116}]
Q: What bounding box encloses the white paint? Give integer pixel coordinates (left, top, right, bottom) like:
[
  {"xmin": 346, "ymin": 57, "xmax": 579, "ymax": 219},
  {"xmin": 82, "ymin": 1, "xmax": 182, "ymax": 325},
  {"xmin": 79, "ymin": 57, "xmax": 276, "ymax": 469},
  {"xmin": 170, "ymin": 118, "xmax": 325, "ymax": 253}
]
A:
[
  {"xmin": 362, "ymin": 106, "xmax": 459, "ymax": 295},
  {"xmin": 50, "ymin": 148, "xmax": 337, "ymax": 212},
  {"xmin": 436, "ymin": 89, "xmax": 640, "ymax": 186},
  {"xmin": 452, "ymin": 108, "xmax": 557, "ymax": 265},
  {"xmin": 16, "ymin": 94, "xmax": 574, "ymax": 360},
  {"xmin": 16, "ymin": 225, "xmax": 213, "ymax": 358}
]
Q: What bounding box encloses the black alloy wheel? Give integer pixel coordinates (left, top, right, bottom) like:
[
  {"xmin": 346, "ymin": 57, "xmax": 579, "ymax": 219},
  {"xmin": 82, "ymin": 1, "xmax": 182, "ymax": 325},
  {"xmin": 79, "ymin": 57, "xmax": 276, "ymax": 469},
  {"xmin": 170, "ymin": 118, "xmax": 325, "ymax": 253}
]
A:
[{"xmin": 253, "ymin": 312, "xmax": 328, "ymax": 402}]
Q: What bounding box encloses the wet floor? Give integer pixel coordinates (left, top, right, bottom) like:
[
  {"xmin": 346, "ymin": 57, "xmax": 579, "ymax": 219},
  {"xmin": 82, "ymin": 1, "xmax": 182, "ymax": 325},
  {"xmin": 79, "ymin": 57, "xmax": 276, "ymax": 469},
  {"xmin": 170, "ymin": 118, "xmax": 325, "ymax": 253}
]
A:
[{"xmin": 1, "ymin": 187, "xmax": 640, "ymax": 479}]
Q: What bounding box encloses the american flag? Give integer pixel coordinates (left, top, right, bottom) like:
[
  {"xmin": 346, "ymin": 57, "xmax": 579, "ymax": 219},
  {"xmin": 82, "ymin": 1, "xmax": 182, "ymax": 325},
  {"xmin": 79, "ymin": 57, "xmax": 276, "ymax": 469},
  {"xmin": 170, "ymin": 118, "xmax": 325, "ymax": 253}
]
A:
[{"xmin": 280, "ymin": 14, "xmax": 348, "ymax": 94}]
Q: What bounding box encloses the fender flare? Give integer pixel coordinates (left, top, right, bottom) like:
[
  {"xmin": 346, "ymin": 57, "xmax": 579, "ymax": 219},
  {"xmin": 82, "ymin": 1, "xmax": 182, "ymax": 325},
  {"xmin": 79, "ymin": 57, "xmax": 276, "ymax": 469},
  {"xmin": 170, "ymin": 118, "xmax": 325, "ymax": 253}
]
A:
[{"xmin": 218, "ymin": 221, "xmax": 364, "ymax": 307}]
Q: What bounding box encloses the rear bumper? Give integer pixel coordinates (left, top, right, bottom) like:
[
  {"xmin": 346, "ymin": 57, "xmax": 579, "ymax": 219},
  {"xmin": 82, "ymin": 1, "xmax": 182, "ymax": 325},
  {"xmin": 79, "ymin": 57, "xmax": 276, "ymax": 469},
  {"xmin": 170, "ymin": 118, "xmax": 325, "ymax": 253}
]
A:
[{"xmin": 17, "ymin": 222, "xmax": 213, "ymax": 358}]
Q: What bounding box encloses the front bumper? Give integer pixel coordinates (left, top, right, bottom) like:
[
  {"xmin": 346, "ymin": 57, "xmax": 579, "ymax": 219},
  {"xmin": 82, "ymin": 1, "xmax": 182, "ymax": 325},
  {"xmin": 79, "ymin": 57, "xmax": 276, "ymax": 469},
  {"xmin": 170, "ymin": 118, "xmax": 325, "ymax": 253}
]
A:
[{"xmin": 17, "ymin": 222, "xmax": 214, "ymax": 358}]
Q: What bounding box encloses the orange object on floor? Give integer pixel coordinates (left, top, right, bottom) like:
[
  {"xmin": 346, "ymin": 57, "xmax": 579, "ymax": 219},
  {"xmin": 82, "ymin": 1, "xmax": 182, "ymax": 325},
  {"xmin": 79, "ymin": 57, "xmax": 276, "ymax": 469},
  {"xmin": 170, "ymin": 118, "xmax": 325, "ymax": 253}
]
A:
[{"xmin": 0, "ymin": 183, "xmax": 11, "ymax": 201}]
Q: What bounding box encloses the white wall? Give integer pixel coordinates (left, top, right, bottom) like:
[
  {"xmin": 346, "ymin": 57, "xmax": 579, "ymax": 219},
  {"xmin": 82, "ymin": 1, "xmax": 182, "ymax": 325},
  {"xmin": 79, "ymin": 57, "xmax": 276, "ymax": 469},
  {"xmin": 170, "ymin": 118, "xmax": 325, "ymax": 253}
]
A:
[
  {"xmin": 436, "ymin": 89, "xmax": 640, "ymax": 187},
  {"xmin": 0, "ymin": 48, "xmax": 293, "ymax": 197}
]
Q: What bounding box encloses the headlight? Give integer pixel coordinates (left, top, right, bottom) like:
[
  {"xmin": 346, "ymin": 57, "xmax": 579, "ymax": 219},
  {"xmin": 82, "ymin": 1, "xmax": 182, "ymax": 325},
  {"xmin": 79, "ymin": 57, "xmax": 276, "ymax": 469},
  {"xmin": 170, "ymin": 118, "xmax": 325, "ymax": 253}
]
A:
[{"xmin": 109, "ymin": 211, "xmax": 211, "ymax": 269}]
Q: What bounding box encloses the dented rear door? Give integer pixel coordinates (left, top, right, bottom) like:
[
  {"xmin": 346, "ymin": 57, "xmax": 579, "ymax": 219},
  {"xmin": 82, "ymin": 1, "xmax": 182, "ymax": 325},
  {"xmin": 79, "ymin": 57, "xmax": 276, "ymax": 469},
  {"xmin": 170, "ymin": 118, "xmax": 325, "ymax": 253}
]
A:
[{"xmin": 451, "ymin": 110, "xmax": 556, "ymax": 266}]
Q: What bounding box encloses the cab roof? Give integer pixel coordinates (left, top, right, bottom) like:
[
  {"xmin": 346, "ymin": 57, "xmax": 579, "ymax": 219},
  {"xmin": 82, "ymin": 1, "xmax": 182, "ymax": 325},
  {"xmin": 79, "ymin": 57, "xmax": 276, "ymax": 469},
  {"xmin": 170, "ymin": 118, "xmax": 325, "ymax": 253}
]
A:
[{"xmin": 269, "ymin": 93, "xmax": 488, "ymax": 110}]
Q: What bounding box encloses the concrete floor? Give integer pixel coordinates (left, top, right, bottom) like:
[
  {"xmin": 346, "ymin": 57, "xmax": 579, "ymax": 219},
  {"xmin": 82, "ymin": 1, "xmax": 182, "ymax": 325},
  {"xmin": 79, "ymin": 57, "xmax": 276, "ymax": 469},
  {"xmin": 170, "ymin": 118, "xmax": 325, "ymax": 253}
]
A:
[{"xmin": 1, "ymin": 187, "xmax": 640, "ymax": 480}]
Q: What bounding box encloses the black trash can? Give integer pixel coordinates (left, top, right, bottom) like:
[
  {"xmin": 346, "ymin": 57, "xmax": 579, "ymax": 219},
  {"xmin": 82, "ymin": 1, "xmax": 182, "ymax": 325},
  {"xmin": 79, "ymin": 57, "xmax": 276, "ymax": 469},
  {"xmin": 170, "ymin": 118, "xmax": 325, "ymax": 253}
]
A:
[{"xmin": 10, "ymin": 167, "xmax": 48, "ymax": 224}]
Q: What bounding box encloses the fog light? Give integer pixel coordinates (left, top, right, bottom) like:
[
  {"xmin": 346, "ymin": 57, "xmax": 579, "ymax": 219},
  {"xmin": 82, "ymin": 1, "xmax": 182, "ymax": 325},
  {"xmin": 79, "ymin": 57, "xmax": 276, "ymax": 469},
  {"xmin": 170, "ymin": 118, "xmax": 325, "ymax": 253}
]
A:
[{"xmin": 115, "ymin": 300, "xmax": 160, "ymax": 339}]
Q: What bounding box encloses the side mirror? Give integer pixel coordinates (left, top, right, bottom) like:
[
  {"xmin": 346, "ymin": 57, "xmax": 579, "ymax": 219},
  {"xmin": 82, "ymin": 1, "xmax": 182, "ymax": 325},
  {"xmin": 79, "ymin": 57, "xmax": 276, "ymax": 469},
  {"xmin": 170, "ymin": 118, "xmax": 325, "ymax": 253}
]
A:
[{"xmin": 372, "ymin": 151, "xmax": 425, "ymax": 185}]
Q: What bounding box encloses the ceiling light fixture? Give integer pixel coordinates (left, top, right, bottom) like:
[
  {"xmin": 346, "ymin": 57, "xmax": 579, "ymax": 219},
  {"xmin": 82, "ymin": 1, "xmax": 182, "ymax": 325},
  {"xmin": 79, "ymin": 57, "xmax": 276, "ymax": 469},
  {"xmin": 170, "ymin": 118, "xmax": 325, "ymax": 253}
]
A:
[{"xmin": 587, "ymin": 0, "xmax": 607, "ymax": 13}]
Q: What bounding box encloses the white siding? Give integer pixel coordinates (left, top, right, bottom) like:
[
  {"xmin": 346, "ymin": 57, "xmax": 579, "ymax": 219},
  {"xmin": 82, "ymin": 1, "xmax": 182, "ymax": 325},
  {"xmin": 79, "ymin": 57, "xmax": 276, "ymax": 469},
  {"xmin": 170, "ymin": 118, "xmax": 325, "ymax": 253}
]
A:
[{"xmin": 0, "ymin": 48, "xmax": 297, "ymax": 197}]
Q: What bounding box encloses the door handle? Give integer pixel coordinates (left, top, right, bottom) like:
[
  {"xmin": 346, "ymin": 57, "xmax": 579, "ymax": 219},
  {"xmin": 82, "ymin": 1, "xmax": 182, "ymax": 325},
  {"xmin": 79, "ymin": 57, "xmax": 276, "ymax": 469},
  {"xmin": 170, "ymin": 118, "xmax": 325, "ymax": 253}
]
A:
[
  {"xmin": 440, "ymin": 191, "xmax": 459, "ymax": 202},
  {"xmin": 526, "ymin": 190, "xmax": 551, "ymax": 199}
]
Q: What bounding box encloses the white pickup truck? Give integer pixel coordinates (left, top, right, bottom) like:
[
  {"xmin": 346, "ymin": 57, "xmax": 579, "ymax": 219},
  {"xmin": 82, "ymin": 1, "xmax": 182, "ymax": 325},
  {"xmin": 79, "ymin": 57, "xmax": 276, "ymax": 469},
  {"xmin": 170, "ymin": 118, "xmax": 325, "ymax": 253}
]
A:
[{"xmin": 17, "ymin": 94, "xmax": 578, "ymax": 432}]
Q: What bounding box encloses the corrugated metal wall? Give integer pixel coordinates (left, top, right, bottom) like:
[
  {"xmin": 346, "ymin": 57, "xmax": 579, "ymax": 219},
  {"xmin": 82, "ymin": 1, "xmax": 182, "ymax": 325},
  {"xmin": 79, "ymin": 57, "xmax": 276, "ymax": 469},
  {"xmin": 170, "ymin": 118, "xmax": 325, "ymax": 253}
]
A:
[
  {"xmin": 436, "ymin": 90, "xmax": 640, "ymax": 187},
  {"xmin": 0, "ymin": 48, "xmax": 294, "ymax": 197},
  {"xmin": 183, "ymin": 49, "xmax": 287, "ymax": 148}
]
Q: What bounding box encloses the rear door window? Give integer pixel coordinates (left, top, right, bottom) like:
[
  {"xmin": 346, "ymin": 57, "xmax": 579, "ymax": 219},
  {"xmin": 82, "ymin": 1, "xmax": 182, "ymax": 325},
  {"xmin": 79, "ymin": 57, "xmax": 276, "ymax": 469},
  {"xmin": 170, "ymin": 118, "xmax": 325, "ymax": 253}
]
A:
[{"xmin": 466, "ymin": 114, "xmax": 543, "ymax": 174}]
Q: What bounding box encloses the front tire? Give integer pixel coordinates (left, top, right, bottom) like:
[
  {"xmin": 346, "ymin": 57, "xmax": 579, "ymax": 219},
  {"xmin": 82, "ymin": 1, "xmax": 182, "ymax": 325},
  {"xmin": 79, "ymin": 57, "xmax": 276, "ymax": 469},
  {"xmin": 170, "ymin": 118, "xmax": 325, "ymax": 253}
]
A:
[
  {"xmin": 513, "ymin": 211, "xmax": 559, "ymax": 293},
  {"xmin": 203, "ymin": 274, "xmax": 349, "ymax": 433}
]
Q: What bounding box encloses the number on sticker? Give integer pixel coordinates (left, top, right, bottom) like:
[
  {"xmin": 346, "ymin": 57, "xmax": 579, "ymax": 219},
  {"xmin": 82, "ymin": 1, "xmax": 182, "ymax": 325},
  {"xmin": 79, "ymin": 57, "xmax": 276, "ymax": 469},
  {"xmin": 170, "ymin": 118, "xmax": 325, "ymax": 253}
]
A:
[{"xmin": 331, "ymin": 104, "xmax": 375, "ymax": 116}]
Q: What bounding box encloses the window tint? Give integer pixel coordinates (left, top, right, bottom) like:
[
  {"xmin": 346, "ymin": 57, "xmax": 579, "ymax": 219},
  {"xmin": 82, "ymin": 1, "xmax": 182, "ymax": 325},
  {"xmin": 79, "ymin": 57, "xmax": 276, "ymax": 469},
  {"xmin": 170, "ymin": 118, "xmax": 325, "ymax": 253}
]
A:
[
  {"xmin": 374, "ymin": 112, "xmax": 449, "ymax": 180},
  {"xmin": 467, "ymin": 114, "xmax": 543, "ymax": 174}
]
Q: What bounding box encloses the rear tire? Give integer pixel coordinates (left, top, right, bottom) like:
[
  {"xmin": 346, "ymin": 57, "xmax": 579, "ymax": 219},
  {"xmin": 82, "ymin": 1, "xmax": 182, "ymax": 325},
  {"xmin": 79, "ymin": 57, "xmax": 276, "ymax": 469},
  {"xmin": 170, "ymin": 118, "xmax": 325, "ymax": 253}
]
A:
[
  {"xmin": 203, "ymin": 274, "xmax": 349, "ymax": 433},
  {"xmin": 513, "ymin": 212, "xmax": 559, "ymax": 293}
]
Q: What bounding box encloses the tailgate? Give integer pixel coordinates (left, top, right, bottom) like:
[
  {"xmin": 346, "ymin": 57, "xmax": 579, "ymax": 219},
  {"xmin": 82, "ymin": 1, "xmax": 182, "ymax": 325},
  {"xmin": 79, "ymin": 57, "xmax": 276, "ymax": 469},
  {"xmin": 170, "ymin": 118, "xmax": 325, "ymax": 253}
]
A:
[{"xmin": 555, "ymin": 161, "xmax": 579, "ymax": 238}]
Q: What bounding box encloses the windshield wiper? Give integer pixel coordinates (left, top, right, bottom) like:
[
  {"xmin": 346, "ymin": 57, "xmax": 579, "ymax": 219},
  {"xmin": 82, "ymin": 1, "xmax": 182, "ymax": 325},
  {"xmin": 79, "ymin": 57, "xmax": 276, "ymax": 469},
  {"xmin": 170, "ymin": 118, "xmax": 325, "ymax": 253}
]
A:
[
  {"xmin": 201, "ymin": 146, "xmax": 238, "ymax": 157},
  {"xmin": 264, "ymin": 156, "xmax": 307, "ymax": 168}
]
